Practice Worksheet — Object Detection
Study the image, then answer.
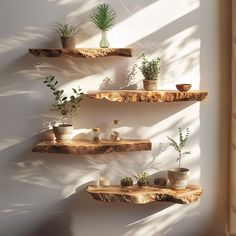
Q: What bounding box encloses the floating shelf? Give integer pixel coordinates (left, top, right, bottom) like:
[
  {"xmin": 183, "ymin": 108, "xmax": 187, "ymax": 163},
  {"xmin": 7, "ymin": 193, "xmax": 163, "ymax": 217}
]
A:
[
  {"xmin": 87, "ymin": 185, "xmax": 203, "ymax": 204},
  {"xmin": 32, "ymin": 139, "xmax": 151, "ymax": 155},
  {"xmin": 87, "ymin": 90, "xmax": 208, "ymax": 103},
  {"xmin": 28, "ymin": 48, "xmax": 132, "ymax": 58}
]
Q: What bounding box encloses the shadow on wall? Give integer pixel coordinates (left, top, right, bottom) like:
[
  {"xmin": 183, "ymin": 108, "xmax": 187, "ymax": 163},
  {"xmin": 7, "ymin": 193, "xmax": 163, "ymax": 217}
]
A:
[{"xmin": 0, "ymin": 0, "xmax": 212, "ymax": 235}]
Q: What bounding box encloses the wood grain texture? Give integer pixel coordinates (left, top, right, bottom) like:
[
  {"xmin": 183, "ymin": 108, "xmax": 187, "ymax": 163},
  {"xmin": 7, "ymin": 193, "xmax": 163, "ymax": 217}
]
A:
[
  {"xmin": 28, "ymin": 48, "xmax": 132, "ymax": 58},
  {"xmin": 87, "ymin": 90, "xmax": 208, "ymax": 103},
  {"xmin": 87, "ymin": 185, "xmax": 203, "ymax": 204},
  {"xmin": 32, "ymin": 139, "xmax": 151, "ymax": 154}
]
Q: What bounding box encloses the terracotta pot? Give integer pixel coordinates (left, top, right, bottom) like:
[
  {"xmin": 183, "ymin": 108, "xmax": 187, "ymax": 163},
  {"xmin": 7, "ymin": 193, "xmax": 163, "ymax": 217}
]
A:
[
  {"xmin": 53, "ymin": 124, "xmax": 74, "ymax": 141},
  {"xmin": 60, "ymin": 36, "xmax": 77, "ymax": 48},
  {"xmin": 143, "ymin": 79, "xmax": 157, "ymax": 91},
  {"xmin": 137, "ymin": 180, "xmax": 149, "ymax": 187},
  {"xmin": 168, "ymin": 168, "xmax": 190, "ymax": 190}
]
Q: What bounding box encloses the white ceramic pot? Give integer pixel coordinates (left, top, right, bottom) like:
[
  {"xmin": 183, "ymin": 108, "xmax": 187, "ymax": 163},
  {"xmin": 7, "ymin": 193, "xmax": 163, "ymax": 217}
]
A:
[
  {"xmin": 53, "ymin": 124, "xmax": 74, "ymax": 141},
  {"xmin": 167, "ymin": 168, "xmax": 190, "ymax": 190},
  {"xmin": 143, "ymin": 79, "xmax": 158, "ymax": 91}
]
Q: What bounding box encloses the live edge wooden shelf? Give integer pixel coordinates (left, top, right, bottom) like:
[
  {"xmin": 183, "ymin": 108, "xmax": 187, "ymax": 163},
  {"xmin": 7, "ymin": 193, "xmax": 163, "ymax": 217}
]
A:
[
  {"xmin": 28, "ymin": 48, "xmax": 132, "ymax": 58},
  {"xmin": 87, "ymin": 185, "xmax": 203, "ymax": 204},
  {"xmin": 32, "ymin": 139, "xmax": 151, "ymax": 155},
  {"xmin": 87, "ymin": 90, "xmax": 208, "ymax": 103}
]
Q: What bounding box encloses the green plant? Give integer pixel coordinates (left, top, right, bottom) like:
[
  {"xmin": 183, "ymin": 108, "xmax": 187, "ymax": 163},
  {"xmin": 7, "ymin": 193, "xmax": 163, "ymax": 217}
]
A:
[
  {"xmin": 139, "ymin": 53, "xmax": 161, "ymax": 80},
  {"xmin": 120, "ymin": 177, "xmax": 133, "ymax": 186},
  {"xmin": 44, "ymin": 75, "xmax": 83, "ymax": 125},
  {"xmin": 167, "ymin": 127, "xmax": 191, "ymax": 168},
  {"xmin": 90, "ymin": 3, "xmax": 116, "ymax": 31},
  {"xmin": 134, "ymin": 171, "xmax": 150, "ymax": 184},
  {"xmin": 55, "ymin": 23, "xmax": 78, "ymax": 37}
]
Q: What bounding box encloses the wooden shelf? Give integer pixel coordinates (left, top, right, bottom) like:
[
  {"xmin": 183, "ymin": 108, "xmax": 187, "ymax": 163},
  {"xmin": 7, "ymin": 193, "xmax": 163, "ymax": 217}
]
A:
[
  {"xmin": 87, "ymin": 90, "xmax": 208, "ymax": 103},
  {"xmin": 28, "ymin": 48, "xmax": 132, "ymax": 58},
  {"xmin": 87, "ymin": 185, "xmax": 203, "ymax": 204},
  {"xmin": 32, "ymin": 139, "xmax": 151, "ymax": 155}
]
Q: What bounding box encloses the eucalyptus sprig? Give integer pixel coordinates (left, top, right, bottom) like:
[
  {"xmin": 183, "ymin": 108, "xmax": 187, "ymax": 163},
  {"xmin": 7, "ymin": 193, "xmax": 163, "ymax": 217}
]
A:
[
  {"xmin": 139, "ymin": 53, "xmax": 161, "ymax": 80},
  {"xmin": 90, "ymin": 3, "xmax": 116, "ymax": 31},
  {"xmin": 167, "ymin": 127, "xmax": 191, "ymax": 168},
  {"xmin": 55, "ymin": 23, "xmax": 78, "ymax": 37},
  {"xmin": 44, "ymin": 75, "xmax": 83, "ymax": 125}
]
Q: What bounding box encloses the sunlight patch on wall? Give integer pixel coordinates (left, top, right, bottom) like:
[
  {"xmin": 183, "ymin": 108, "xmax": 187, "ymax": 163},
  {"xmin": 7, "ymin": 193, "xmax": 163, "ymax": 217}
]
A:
[
  {"xmin": 125, "ymin": 203, "xmax": 200, "ymax": 236},
  {"xmin": 161, "ymin": 25, "xmax": 200, "ymax": 88},
  {"xmin": 81, "ymin": 0, "xmax": 199, "ymax": 47}
]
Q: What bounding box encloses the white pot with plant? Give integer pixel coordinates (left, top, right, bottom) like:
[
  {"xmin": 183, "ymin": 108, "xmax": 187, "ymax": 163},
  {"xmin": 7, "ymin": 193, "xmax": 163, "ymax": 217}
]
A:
[
  {"xmin": 90, "ymin": 3, "xmax": 116, "ymax": 48},
  {"xmin": 55, "ymin": 23, "xmax": 78, "ymax": 48},
  {"xmin": 167, "ymin": 128, "xmax": 191, "ymax": 190},
  {"xmin": 44, "ymin": 75, "xmax": 83, "ymax": 141},
  {"xmin": 139, "ymin": 53, "xmax": 161, "ymax": 91}
]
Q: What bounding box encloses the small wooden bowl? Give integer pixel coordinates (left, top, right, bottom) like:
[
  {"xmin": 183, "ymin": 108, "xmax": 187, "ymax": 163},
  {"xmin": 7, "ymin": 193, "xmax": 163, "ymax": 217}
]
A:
[{"xmin": 176, "ymin": 84, "xmax": 192, "ymax": 92}]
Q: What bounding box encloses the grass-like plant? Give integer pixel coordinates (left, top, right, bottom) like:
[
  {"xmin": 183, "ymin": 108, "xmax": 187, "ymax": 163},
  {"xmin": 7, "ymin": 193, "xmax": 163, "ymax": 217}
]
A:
[
  {"xmin": 139, "ymin": 53, "xmax": 161, "ymax": 80},
  {"xmin": 55, "ymin": 23, "xmax": 78, "ymax": 37},
  {"xmin": 44, "ymin": 75, "xmax": 83, "ymax": 125},
  {"xmin": 167, "ymin": 127, "xmax": 191, "ymax": 168},
  {"xmin": 90, "ymin": 3, "xmax": 116, "ymax": 31}
]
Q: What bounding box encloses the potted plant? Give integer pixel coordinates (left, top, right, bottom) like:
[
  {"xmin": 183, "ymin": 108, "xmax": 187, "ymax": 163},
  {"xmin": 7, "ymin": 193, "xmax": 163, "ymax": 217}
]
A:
[
  {"xmin": 55, "ymin": 23, "xmax": 78, "ymax": 48},
  {"xmin": 139, "ymin": 53, "xmax": 161, "ymax": 91},
  {"xmin": 90, "ymin": 3, "xmax": 116, "ymax": 48},
  {"xmin": 167, "ymin": 127, "xmax": 191, "ymax": 189},
  {"xmin": 120, "ymin": 177, "xmax": 133, "ymax": 187},
  {"xmin": 134, "ymin": 171, "xmax": 150, "ymax": 187},
  {"xmin": 43, "ymin": 75, "xmax": 83, "ymax": 141}
]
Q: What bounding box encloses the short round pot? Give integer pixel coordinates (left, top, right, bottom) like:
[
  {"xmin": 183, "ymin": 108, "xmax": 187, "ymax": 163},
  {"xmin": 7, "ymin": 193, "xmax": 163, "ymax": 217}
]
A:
[
  {"xmin": 167, "ymin": 168, "xmax": 190, "ymax": 190},
  {"xmin": 143, "ymin": 79, "xmax": 157, "ymax": 91},
  {"xmin": 120, "ymin": 180, "xmax": 133, "ymax": 187},
  {"xmin": 60, "ymin": 36, "xmax": 77, "ymax": 48},
  {"xmin": 137, "ymin": 181, "xmax": 149, "ymax": 187},
  {"xmin": 53, "ymin": 124, "xmax": 74, "ymax": 141}
]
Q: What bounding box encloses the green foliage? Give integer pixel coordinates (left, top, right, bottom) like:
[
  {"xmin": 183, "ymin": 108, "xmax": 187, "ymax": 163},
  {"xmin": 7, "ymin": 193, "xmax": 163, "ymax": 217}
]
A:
[
  {"xmin": 139, "ymin": 53, "xmax": 161, "ymax": 80},
  {"xmin": 55, "ymin": 23, "xmax": 78, "ymax": 37},
  {"xmin": 134, "ymin": 171, "xmax": 150, "ymax": 183},
  {"xmin": 90, "ymin": 3, "xmax": 116, "ymax": 31},
  {"xmin": 167, "ymin": 127, "xmax": 191, "ymax": 168},
  {"xmin": 44, "ymin": 75, "xmax": 83, "ymax": 124}
]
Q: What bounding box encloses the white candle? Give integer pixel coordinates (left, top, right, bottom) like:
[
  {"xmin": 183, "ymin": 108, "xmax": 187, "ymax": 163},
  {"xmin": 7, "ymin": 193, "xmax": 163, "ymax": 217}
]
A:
[{"xmin": 99, "ymin": 176, "xmax": 110, "ymax": 187}]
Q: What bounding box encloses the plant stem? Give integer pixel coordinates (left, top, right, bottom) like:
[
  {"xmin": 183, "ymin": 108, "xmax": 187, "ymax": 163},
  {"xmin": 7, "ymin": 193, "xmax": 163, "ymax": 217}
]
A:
[
  {"xmin": 62, "ymin": 117, "xmax": 65, "ymax": 125},
  {"xmin": 178, "ymin": 151, "xmax": 181, "ymax": 168}
]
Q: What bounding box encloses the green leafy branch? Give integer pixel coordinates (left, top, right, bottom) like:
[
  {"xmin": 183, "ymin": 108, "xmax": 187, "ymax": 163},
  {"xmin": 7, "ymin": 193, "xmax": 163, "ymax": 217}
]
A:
[
  {"xmin": 167, "ymin": 127, "xmax": 191, "ymax": 168},
  {"xmin": 90, "ymin": 3, "xmax": 116, "ymax": 31},
  {"xmin": 44, "ymin": 75, "xmax": 83, "ymax": 124}
]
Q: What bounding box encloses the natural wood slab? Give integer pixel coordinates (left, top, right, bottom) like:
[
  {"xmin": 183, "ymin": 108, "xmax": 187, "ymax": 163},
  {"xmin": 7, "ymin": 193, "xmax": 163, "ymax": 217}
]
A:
[
  {"xmin": 87, "ymin": 185, "xmax": 203, "ymax": 204},
  {"xmin": 28, "ymin": 48, "xmax": 132, "ymax": 58},
  {"xmin": 32, "ymin": 139, "xmax": 151, "ymax": 154},
  {"xmin": 87, "ymin": 90, "xmax": 208, "ymax": 102}
]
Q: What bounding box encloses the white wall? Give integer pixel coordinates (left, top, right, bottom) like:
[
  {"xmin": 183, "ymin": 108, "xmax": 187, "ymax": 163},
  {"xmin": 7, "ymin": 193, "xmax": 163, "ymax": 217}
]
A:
[{"xmin": 0, "ymin": 0, "xmax": 227, "ymax": 236}]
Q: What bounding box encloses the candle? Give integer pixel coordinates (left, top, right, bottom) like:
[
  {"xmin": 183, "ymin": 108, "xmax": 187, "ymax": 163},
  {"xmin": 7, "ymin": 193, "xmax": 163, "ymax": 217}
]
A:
[{"xmin": 99, "ymin": 176, "xmax": 110, "ymax": 187}]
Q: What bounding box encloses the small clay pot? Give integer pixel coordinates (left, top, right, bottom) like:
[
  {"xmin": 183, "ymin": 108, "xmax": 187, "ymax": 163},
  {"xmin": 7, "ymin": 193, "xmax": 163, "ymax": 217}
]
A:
[
  {"xmin": 176, "ymin": 84, "xmax": 192, "ymax": 92},
  {"xmin": 60, "ymin": 36, "xmax": 77, "ymax": 48},
  {"xmin": 154, "ymin": 178, "xmax": 167, "ymax": 188},
  {"xmin": 143, "ymin": 79, "xmax": 157, "ymax": 91},
  {"xmin": 137, "ymin": 180, "xmax": 149, "ymax": 187},
  {"xmin": 167, "ymin": 168, "xmax": 190, "ymax": 190},
  {"xmin": 53, "ymin": 124, "xmax": 74, "ymax": 141}
]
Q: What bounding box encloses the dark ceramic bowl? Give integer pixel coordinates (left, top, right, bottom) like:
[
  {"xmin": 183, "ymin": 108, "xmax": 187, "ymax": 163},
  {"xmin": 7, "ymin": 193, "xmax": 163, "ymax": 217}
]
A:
[{"xmin": 176, "ymin": 84, "xmax": 192, "ymax": 92}]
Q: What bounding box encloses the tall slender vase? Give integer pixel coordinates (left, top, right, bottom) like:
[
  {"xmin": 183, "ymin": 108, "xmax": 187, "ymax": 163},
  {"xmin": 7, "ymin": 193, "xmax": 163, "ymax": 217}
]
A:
[{"xmin": 99, "ymin": 30, "xmax": 109, "ymax": 48}]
